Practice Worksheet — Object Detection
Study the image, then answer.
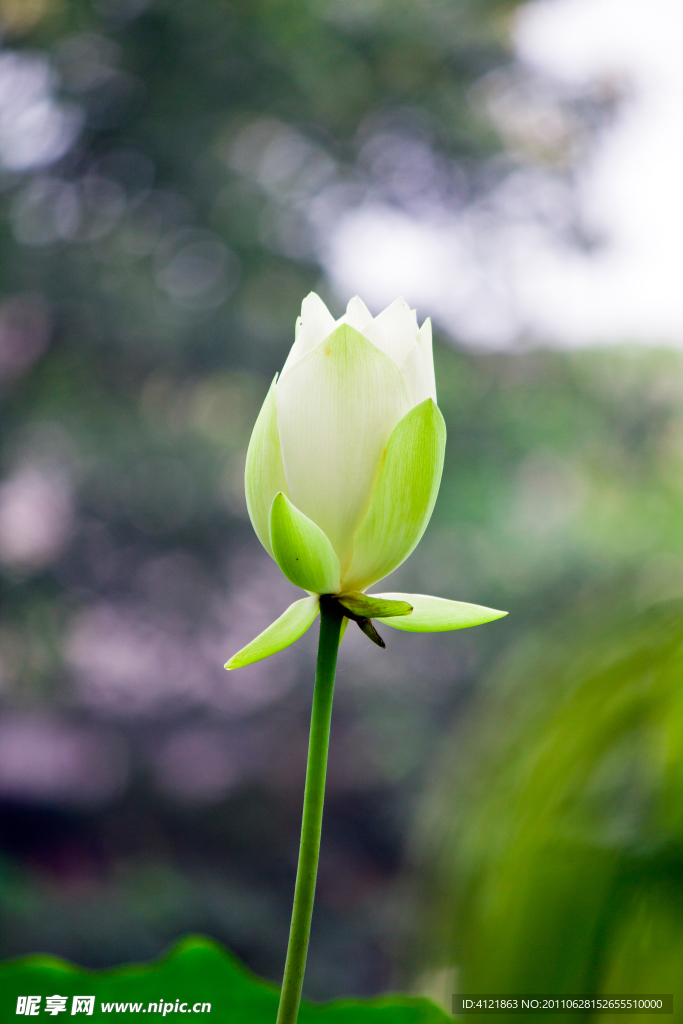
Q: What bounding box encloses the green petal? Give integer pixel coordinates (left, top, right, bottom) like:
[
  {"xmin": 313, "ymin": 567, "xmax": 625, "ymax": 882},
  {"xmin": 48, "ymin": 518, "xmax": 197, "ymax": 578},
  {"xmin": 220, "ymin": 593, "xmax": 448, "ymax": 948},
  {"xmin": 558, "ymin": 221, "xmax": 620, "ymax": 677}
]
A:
[
  {"xmin": 276, "ymin": 323, "xmax": 410, "ymax": 575},
  {"xmin": 244, "ymin": 376, "xmax": 288, "ymax": 558},
  {"xmin": 371, "ymin": 593, "xmax": 507, "ymax": 632},
  {"xmin": 343, "ymin": 398, "xmax": 446, "ymax": 592},
  {"xmin": 269, "ymin": 492, "xmax": 341, "ymax": 594},
  {"xmin": 337, "ymin": 592, "xmax": 413, "ymax": 619},
  {"xmin": 225, "ymin": 596, "xmax": 319, "ymax": 669}
]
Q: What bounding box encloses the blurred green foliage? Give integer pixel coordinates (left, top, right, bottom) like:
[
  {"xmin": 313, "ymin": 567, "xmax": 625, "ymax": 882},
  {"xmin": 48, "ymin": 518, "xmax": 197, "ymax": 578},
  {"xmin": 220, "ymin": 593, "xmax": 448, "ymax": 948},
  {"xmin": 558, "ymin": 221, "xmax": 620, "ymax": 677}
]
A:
[
  {"xmin": 426, "ymin": 344, "xmax": 683, "ymax": 613},
  {"xmin": 421, "ymin": 591, "xmax": 683, "ymax": 1020}
]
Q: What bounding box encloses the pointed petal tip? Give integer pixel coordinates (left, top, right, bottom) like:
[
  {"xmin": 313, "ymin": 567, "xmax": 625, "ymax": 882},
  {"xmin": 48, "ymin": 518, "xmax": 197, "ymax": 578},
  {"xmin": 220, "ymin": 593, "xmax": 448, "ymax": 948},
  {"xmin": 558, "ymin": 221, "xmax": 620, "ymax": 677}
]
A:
[
  {"xmin": 302, "ymin": 290, "xmax": 330, "ymax": 308},
  {"xmin": 344, "ymin": 295, "xmax": 373, "ymax": 328},
  {"xmin": 300, "ymin": 291, "xmax": 335, "ymax": 327},
  {"xmin": 475, "ymin": 605, "xmax": 508, "ymax": 619}
]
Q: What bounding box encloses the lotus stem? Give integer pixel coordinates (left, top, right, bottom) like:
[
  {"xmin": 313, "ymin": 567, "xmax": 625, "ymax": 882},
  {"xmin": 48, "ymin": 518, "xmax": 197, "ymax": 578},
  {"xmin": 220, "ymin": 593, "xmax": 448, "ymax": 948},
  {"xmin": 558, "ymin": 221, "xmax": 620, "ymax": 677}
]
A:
[{"xmin": 276, "ymin": 598, "xmax": 344, "ymax": 1024}]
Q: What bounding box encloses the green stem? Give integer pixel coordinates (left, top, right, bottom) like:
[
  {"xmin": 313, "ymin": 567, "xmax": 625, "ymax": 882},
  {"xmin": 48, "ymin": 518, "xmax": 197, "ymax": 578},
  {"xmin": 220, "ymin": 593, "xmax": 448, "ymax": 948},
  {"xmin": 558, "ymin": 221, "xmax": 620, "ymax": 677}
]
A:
[{"xmin": 276, "ymin": 599, "xmax": 344, "ymax": 1024}]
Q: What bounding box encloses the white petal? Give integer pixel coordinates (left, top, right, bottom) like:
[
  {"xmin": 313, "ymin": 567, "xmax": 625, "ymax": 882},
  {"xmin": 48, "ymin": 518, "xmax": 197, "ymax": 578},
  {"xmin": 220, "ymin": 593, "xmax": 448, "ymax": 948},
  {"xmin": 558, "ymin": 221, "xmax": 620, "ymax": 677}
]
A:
[
  {"xmin": 275, "ymin": 323, "xmax": 410, "ymax": 576},
  {"xmin": 341, "ymin": 295, "xmax": 373, "ymax": 333},
  {"xmin": 281, "ymin": 292, "xmax": 336, "ymax": 375},
  {"xmin": 400, "ymin": 317, "xmax": 436, "ymax": 407},
  {"xmin": 363, "ymin": 297, "xmax": 418, "ymax": 367},
  {"xmin": 418, "ymin": 317, "xmax": 436, "ymax": 398}
]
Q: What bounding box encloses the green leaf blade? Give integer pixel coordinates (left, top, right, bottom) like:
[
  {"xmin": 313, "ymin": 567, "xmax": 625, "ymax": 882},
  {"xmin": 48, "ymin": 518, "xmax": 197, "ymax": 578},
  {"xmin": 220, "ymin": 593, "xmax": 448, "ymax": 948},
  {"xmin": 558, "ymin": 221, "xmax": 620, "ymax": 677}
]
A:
[
  {"xmin": 343, "ymin": 399, "xmax": 446, "ymax": 593},
  {"xmin": 372, "ymin": 593, "xmax": 508, "ymax": 632},
  {"xmin": 269, "ymin": 492, "xmax": 341, "ymax": 593},
  {"xmin": 0, "ymin": 936, "xmax": 451, "ymax": 1022},
  {"xmin": 225, "ymin": 595, "xmax": 319, "ymax": 669}
]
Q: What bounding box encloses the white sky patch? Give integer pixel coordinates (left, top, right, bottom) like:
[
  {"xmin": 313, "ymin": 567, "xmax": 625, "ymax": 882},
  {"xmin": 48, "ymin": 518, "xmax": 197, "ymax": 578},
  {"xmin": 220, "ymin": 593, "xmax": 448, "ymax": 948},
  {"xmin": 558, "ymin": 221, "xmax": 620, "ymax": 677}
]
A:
[
  {"xmin": 326, "ymin": 0, "xmax": 683, "ymax": 348},
  {"xmin": 513, "ymin": 0, "xmax": 683, "ymax": 346}
]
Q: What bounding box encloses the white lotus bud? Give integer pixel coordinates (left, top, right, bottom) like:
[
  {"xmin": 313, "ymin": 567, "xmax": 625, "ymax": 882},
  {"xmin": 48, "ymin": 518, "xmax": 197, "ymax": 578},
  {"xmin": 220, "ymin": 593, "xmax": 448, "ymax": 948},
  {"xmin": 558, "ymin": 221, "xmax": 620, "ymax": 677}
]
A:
[
  {"xmin": 226, "ymin": 293, "xmax": 505, "ymax": 669},
  {"xmin": 245, "ymin": 293, "xmax": 441, "ymax": 592}
]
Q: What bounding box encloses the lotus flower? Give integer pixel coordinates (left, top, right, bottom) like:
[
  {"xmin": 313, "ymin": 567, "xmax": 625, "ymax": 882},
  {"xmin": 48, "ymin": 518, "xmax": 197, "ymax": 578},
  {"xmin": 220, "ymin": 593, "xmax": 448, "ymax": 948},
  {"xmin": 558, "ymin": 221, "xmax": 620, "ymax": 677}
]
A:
[{"xmin": 226, "ymin": 293, "xmax": 504, "ymax": 669}]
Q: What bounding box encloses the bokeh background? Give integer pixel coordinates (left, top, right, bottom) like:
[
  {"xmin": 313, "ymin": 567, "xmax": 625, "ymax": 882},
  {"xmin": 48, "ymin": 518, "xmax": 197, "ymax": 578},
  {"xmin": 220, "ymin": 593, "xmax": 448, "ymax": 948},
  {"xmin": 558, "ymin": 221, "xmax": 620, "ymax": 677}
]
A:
[{"xmin": 1, "ymin": 0, "xmax": 682, "ymax": 1015}]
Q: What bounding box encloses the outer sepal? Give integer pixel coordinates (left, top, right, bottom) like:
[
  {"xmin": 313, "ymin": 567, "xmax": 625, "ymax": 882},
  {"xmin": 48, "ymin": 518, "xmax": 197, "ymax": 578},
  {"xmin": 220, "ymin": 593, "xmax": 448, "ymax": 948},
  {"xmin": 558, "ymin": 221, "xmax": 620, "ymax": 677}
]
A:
[
  {"xmin": 269, "ymin": 492, "xmax": 341, "ymax": 594},
  {"xmin": 337, "ymin": 592, "xmax": 412, "ymax": 620},
  {"xmin": 357, "ymin": 618, "xmax": 386, "ymax": 648},
  {"xmin": 225, "ymin": 596, "xmax": 319, "ymax": 670},
  {"xmin": 371, "ymin": 593, "xmax": 507, "ymax": 632}
]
